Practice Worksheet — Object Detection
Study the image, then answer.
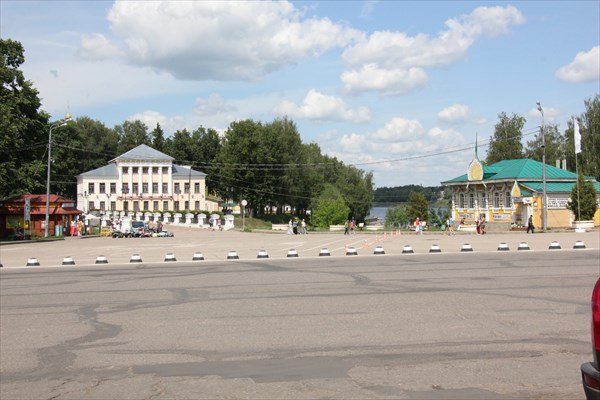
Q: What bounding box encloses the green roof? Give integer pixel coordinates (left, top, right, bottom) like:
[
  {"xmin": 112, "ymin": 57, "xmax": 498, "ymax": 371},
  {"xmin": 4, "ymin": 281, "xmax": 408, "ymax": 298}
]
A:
[
  {"xmin": 442, "ymin": 158, "xmax": 580, "ymax": 184},
  {"xmin": 521, "ymin": 181, "xmax": 600, "ymax": 193}
]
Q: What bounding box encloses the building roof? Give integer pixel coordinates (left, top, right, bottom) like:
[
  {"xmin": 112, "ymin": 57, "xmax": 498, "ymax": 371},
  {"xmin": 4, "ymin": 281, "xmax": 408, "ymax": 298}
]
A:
[
  {"xmin": 443, "ymin": 158, "xmax": 582, "ymax": 184},
  {"xmin": 521, "ymin": 181, "xmax": 600, "ymax": 193},
  {"xmin": 110, "ymin": 144, "xmax": 175, "ymax": 163},
  {"xmin": 172, "ymin": 165, "xmax": 207, "ymax": 178},
  {"xmin": 78, "ymin": 163, "xmax": 119, "ymax": 178}
]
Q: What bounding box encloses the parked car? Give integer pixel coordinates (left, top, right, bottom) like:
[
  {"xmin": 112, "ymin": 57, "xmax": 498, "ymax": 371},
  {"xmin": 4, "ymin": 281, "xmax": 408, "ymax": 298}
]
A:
[
  {"xmin": 130, "ymin": 221, "xmax": 150, "ymax": 237},
  {"xmin": 581, "ymin": 277, "xmax": 600, "ymax": 400}
]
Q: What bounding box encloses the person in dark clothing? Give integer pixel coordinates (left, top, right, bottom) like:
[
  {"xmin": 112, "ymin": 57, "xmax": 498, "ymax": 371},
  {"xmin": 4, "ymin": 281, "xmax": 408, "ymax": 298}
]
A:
[{"xmin": 526, "ymin": 215, "xmax": 535, "ymax": 234}]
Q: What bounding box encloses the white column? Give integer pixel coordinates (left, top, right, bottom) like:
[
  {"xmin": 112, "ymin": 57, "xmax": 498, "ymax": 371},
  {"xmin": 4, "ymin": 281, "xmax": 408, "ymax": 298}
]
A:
[
  {"xmin": 128, "ymin": 166, "xmax": 133, "ymax": 195},
  {"xmin": 159, "ymin": 166, "xmax": 163, "ymax": 196},
  {"xmin": 167, "ymin": 166, "xmax": 172, "ymax": 196},
  {"xmin": 117, "ymin": 165, "xmax": 123, "ymax": 196},
  {"xmin": 149, "ymin": 166, "xmax": 153, "ymax": 196},
  {"xmin": 138, "ymin": 166, "xmax": 143, "ymax": 196}
]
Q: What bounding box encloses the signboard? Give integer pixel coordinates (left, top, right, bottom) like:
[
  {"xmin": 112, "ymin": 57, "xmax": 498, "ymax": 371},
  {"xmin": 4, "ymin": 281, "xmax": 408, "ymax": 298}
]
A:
[
  {"xmin": 493, "ymin": 213, "xmax": 511, "ymax": 220},
  {"xmin": 24, "ymin": 198, "xmax": 31, "ymax": 221}
]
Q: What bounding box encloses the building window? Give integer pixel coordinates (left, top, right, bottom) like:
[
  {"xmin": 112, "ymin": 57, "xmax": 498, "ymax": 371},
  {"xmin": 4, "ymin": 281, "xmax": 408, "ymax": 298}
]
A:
[
  {"xmin": 100, "ymin": 201, "xmax": 105, "ymax": 211},
  {"xmin": 122, "ymin": 184, "xmax": 129, "ymax": 194},
  {"xmin": 174, "ymin": 201, "xmax": 180, "ymax": 211},
  {"xmin": 99, "ymin": 183, "xmax": 106, "ymax": 193},
  {"xmin": 162, "ymin": 183, "xmax": 168, "ymax": 194},
  {"xmin": 494, "ymin": 192, "xmax": 501, "ymax": 208},
  {"xmin": 505, "ymin": 192, "xmax": 512, "ymax": 208},
  {"xmin": 194, "ymin": 182, "xmax": 200, "ymax": 193},
  {"xmin": 174, "ymin": 183, "xmax": 180, "ymax": 193},
  {"xmin": 110, "ymin": 183, "xmax": 116, "ymax": 194},
  {"xmin": 468, "ymin": 193, "xmax": 475, "ymax": 209},
  {"xmin": 142, "ymin": 183, "xmax": 148, "ymax": 193},
  {"xmin": 480, "ymin": 192, "xmax": 487, "ymax": 209},
  {"xmin": 152, "ymin": 183, "xmax": 158, "ymax": 193},
  {"xmin": 143, "ymin": 167, "xmax": 148, "ymax": 174},
  {"xmin": 184, "ymin": 183, "xmax": 190, "ymax": 194},
  {"xmin": 132, "ymin": 167, "xmax": 138, "ymax": 174},
  {"xmin": 88, "ymin": 183, "xmax": 95, "ymax": 194},
  {"xmin": 195, "ymin": 201, "xmax": 200, "ymax": 210},
  {"xmin": 143, "ymin": 201, "xmax": 149, "ymax": 210},
  {"xmin": 163, "ymin": 201, "xmax": 169, "ymax": 211},
  {"xmin": 162, "ymin": 167, "xmax": 168, "ymax": 174},
  {"xmin": 132, "ymin": 183, "xmax": 139, "ymax": 194},
  {"xmin": 122, "ymin": 167, "xmax": 128, "ymax": 175},
  {"xmin": 123, "ymin": 201, "xmax": 129, "ymax": 211},
  {"xmin": 88, "ymin": 201, "xmax": 95, "ymax": 211},
  {"xmin": 153, "ymin": 201, "xmax": 159, "ymax": 211},
  {"xmin": 110, "ymin": 201, "xmax": 116, "ymax": 211},
  {"xmin": 133, "ymin": 201, "xmax": 139, "ymax": 211},
  {"xmin": 184, "ymin": 201, "xmax": 189, "ymax": 210},
  {"xmin": 459, "ymin": 193, "xmax": 465, "ymax": 209}
]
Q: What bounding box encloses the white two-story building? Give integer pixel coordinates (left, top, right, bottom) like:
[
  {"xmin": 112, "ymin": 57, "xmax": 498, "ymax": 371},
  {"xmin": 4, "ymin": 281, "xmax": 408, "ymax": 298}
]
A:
[{"xmin": 76, "ymin": 144, "xmax": 209, "ymax": 213}]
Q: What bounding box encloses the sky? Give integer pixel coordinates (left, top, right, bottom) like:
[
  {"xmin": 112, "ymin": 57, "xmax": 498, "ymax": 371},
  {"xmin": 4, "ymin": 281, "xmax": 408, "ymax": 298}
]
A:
[{"xmin": 1, "ymin": 1, "xmax": 599, "ymax": 188}]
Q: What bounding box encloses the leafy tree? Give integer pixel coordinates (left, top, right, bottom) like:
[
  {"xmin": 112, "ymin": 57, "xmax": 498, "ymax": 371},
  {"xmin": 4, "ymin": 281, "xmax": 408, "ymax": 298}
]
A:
[
  {"xmin": 0, "ymin": 38, "xmax": 49, "ymax": 199},
  {"xmin": 192, "ymin": 126, "xmax": 222, "ymax": 193},
  {"xmin": 580, "ymin": 95, "xmax": 600, "ymax": 181},
  {"xmin": 311, "ymin": 184, "xmax": 350, "ymax": 227},
  {"xmin": 524, "ymin": 123, "xmax": 565, "ymax": 166},
  {"xmin": 115, "ymin": 120, "xmax": 150, "ymax": 154},
  {"xmin": 486, "ymin": 112, "xmax": 525, "ymax": 164},
  {"xmin": 407, "ymin": 191, "xmax": 429, "ymax": 222},
  {"xmin": 385, "ymin": 205, "xmax": 410, "ymax": 228},
  {"xmin": 567, "ymin": 173, "xmax": 598, "ymax": 220}
]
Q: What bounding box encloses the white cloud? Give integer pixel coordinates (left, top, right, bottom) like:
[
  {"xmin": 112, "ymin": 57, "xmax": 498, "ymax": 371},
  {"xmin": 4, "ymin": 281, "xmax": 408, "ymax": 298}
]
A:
[
  {"xmin": 437, "ymin": 104, "xmax": 470, "ymax": 123},
  {"xmin": 275, "ymin": 89, "xmax": 371, "ymax": 122},
  {"xmin": 80, "ymin": 1, "xmax": 362, "ymax": 81},
  {"xmin": 127, "ymin": 110, "xmax": 187, "ymax": 135},
  {"xmin": 194, "ymin": 93, "xmax": 237, "ymax": 116},
  {"xmin": 528, "ymin": 106, "xmax": 561, "ymax": 123},
  {"xmin": 555, "ymin": 46, "xmax": 600, "ymax": 83},
  {"xmin": 78, "ymin": 33, "xmax": 123, "ymax": 60},
  {"xmin": 341, "ymin": 5, "xmax": 524, "ymax": 94},
  {"xmin": 341, "ymin": 64, "xmax": 428, "ymax": 95}
]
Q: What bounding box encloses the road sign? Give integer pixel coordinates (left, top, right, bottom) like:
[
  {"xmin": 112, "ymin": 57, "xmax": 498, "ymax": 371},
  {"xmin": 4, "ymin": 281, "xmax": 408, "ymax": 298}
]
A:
[{"xmin": 24, "ymin": 198, "xmax": 31, "ymax": 221}]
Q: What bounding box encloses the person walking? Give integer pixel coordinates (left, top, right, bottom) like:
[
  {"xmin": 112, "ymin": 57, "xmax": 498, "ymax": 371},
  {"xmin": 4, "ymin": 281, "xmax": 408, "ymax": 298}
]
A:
[
  {"xmin": 301, "ymin": 219, "xmax": 307, "ymax": 235},
  {"xmin": 526, "ymin": 215, "xmax": 535, "ymax": 234},
  {"xmin": 344, "ymin": 220, "xmax": 350, "ymax": 235},
  {"xmin": 414, "ymin": 217, "xmax": 421, "ymax": 235},
  {"xmin": 287, "ymin": 219, "xmax": 293, "ymax": 235},
  {"xmin": 448, "ymin": 216, "xmax": 456, "ymax": 235}
]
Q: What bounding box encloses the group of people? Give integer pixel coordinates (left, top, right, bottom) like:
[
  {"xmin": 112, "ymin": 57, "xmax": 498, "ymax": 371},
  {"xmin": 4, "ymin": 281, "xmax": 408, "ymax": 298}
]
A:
[
  {"xmin": 343, "ymin": 219, "xmax": 357, "ymax": 235},
  {"xmin": 288, "ymin": 218, "xmax": 307, "ymax": 235},
  {"xmin": 69, "ymin": 219, "xmax": 85, "ymax": 237}
]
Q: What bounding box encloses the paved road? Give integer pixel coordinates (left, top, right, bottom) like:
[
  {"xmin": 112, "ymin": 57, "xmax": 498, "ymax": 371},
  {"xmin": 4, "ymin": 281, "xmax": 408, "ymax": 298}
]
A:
[{"xmin": 1, "ymin": 244, "xmax": 598, "ymax": 399}]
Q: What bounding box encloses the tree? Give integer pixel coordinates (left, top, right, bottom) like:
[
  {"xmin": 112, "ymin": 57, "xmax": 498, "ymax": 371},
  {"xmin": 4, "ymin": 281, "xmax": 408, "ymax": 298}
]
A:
[
  {"xmin": 385, "ymin": 205, "xmax": 410, "ymax": 228},
  {"xmin": 0, "ymin": 39, "xmax": 49, "ymax": 199},
  {"xmin": 567, "ymin": 173, "xmax": 598, "ymax": 221},
  {"xmin": 151, "ymin": 123, "xmax": 166, "ymax": 152},
  {"xmin": 311, "ymin": 184, "xmax": 350, "ymax": 227},
  {"xmin": 115, "ymin": 120, "xmax": 150, "ymax": 154},
  {"xmin": 580, "ymin": 95, "xmax": 600, "ymax": 181},
  {"xmin": 486, "ymin": 112, "xmax": 525, "ymax": 164},
  {"xmin": 524, "ymin": 123, "xmax": 565, "ymax": 166},
  {"xmin": 407, "ymin": 191, "xmax": 429, "ymax": 222}
]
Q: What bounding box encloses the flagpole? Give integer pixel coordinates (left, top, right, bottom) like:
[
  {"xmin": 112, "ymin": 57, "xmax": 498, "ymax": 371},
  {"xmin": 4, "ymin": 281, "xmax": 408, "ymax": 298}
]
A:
[{"xmin": 574, "ymin": 117, "xmax": 582, "ymax": 221}]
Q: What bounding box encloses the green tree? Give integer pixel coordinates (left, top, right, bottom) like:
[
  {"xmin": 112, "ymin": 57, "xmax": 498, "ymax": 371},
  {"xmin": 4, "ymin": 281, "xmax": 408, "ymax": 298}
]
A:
[
  {"xmin": 486, "ymin": 112, "xmax": 525, "ymax": 164},
  {"xmin": 580, "ymin": 95, "xmax": 600, "ymax": 181},
  {"xmin": 385, "ymin": 205, "xmax": 410, "ymax": 228},
  {"xmin": 407, "ymin": 191, "xmax": 429, "ymax": 222},
  {"xmin": 115, "ymin": 120, "xmax": 150, "ymax": 154},
  {"xmin": 567, "ymin": 173, "xmax": 598, "ymax": 221},
  {"xmin": 0, "ymin": 38, "xmax": 49, "ymax": 199},
  {"xmin": 151, "ymin": 123, "xmax": 166, "ymax": 152},
  {"xmin": 524, "ymin": 123, "xmax": 565, "ymax": 165},
  {"xmin": 311, "ymin": 185, "xmax": 350, "ymax": 227}
]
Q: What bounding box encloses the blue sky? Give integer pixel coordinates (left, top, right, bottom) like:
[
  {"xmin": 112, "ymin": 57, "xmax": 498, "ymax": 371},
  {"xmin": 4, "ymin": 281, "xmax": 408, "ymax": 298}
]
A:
[{"xmin": 2, "ymin": 1, "xmax": 598, "ymax": 187}]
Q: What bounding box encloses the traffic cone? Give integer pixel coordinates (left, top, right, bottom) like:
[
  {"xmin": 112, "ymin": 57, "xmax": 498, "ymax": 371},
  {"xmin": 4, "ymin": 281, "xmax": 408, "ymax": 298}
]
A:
[{"xmin": 363, "ymin": 239, "xmax": 369, "ymax": 249}]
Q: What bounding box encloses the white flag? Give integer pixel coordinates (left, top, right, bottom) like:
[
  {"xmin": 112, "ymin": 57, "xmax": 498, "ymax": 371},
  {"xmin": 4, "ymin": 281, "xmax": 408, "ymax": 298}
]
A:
[{"xmin": 574, "ymin": 118, "xmax": 582, "ymax": 154}]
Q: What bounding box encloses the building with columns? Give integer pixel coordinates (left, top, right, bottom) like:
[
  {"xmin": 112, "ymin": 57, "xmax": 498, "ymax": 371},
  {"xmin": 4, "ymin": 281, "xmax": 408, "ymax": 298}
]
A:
[{"xmin": 76, "ymin": 144, "xmax": 208, "ymax": 213}]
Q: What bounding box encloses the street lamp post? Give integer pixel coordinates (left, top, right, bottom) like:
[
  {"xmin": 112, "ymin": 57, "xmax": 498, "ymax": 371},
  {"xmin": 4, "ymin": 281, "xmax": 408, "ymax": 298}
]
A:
[
  {"xmin": 536, "ymin": 102, "xmax": 547, "ymax": 231},
  {"xmin": 45, "ymin": 115, "xmax": 73, "ymax": 238}
]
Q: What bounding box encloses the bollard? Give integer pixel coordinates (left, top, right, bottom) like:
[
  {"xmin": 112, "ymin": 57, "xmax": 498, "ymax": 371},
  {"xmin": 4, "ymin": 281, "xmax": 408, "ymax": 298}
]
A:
[
  {"xmin": 373, "ymin": 246, "xmax": 385, "ymax": 255},
  {"xmin": 497, "ymin": 243, "xmax": 510, "ymax": 251},
  {"xmin": 26, "ymin": 257, "xmax": 40, "ymax": 267},
  {"xmin": 319, "ymin": 248, "xmax": 331, "ymax": 256},
  {"xmin": 95, "ymin": 255, "xmax": 109, "ymax": 264},
  {"xmin": 62, "ymin": 256, "xmax": 76, "ymax": 266},
  {"xmin": 130, "ymin": 254, "xmax": 142, "ymax": 263},
  {"xmin": 164, "ymin": 253, "xmax": 177, "ymax": 262},
  {"xmin": 548, "ymin": 241, "xmax": 561, "ymax": 250},
  {"xmin": 402, "ymin": 245, "xmax": 414, "ymax": 254},
  {"xmin": 227, "ymin": 250, "xmax": 239, "ymax": 260},
  {"xmin": 192, "ymin": 252, "xmax": 205, "ymax": 261},
  {"xmin": 517, "ymin": 242, "xmax": 530, "ymax": 251},
  {"xmin": 257, "ymin": 249, "xmax": 269, "ymax": 259},
  {"xmin": 429, "ymin": 244, "xmax": 441, "ymax": 253},
  {"xmin": 287, "ymin": 249, "xmax": 299, "ymax": 258},
  {"xmin": 461, "ymin": 244, "xmax": 473, "ymax": 252},
  {"xmin": 574, "ymin": 240, "xmax": 586, "ymax": 249},
  {"xmin": 346, "ymin": 246, "xmax": 358, "ymax": 256}
]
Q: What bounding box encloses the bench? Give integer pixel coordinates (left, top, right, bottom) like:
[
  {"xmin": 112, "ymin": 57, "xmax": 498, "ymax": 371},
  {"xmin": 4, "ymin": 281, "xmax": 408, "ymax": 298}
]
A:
[
  {"xmin": 457, "ymin": 224, "xmax": 477, "ymax": 232},
  {"xmin": 271, "ymin": 224, "xmax": 289, "ymax": 231}
]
